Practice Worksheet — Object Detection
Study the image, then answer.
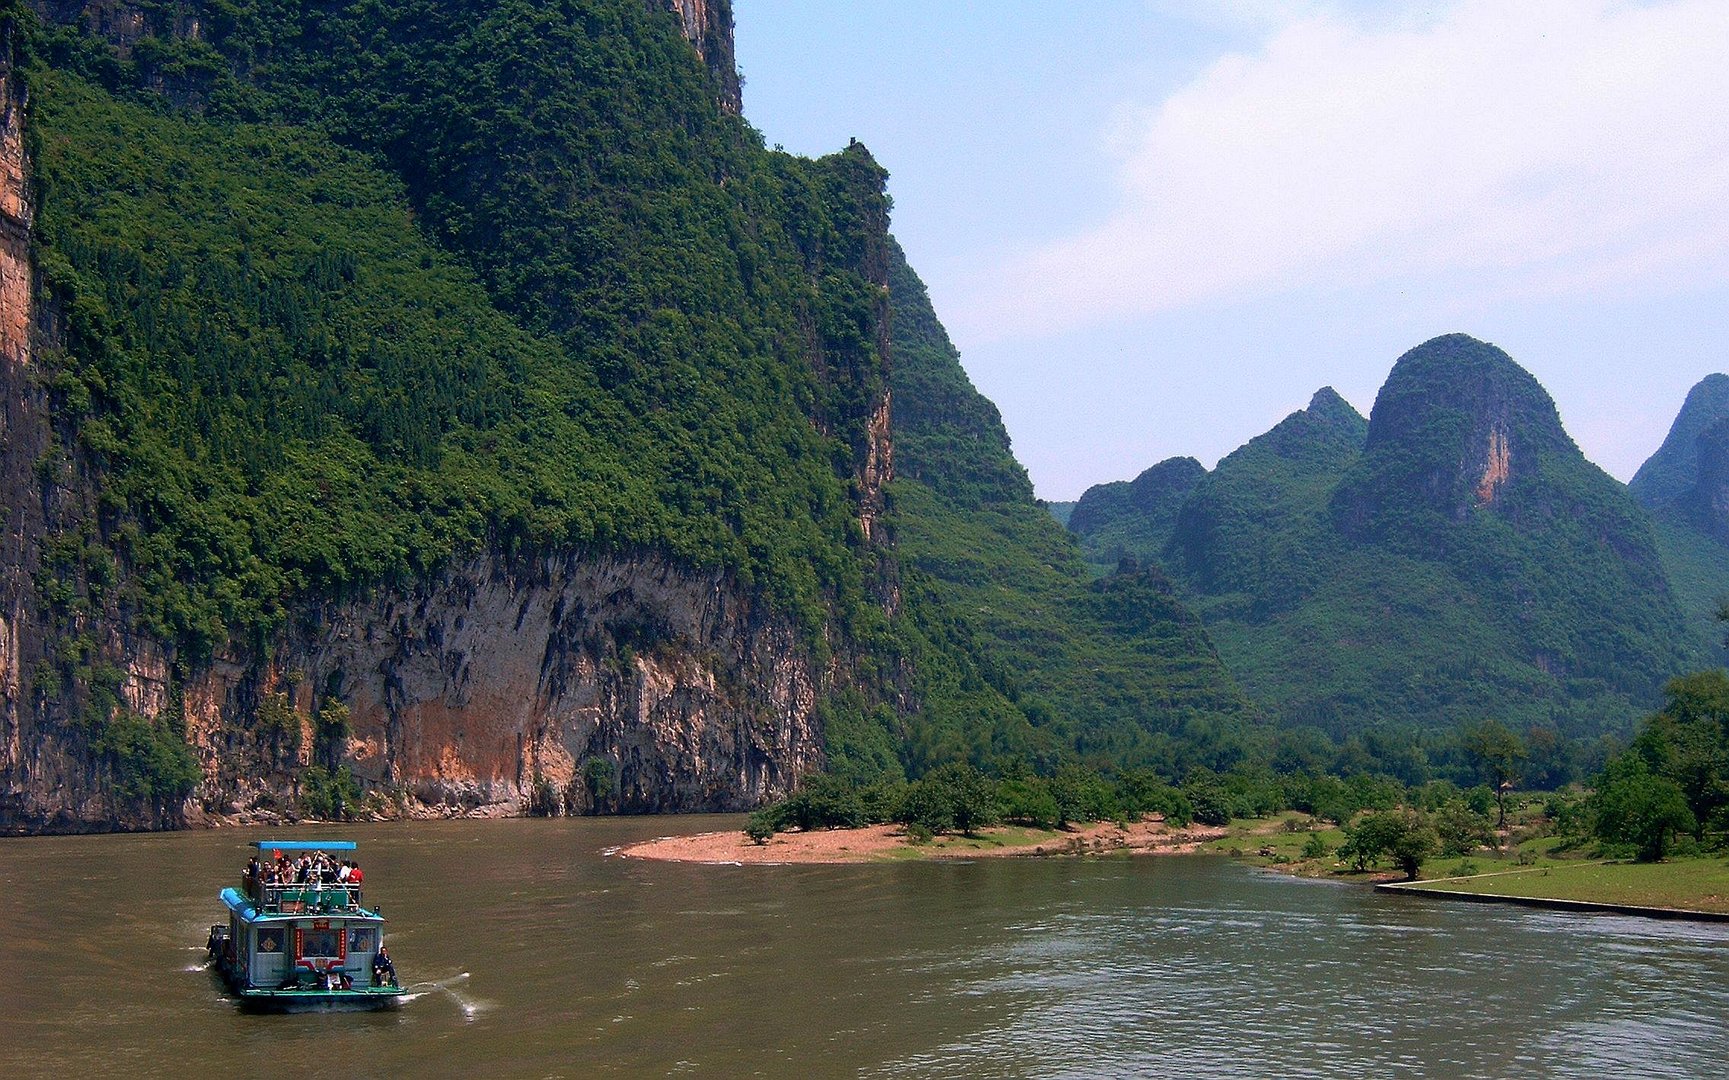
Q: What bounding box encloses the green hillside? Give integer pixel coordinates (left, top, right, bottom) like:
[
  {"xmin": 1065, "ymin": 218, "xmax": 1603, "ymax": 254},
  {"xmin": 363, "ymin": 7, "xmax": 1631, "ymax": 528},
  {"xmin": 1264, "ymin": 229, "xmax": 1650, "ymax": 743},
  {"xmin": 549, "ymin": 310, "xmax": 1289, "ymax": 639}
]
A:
[
  {"xmin": 9, "ymin": 0, "xmax": 1255, "ymax": 802},
  {"xmin": 1630, "ymin": 373, "xmax": 1729, "ymax": 510},
  {"xmin": 1068, "ymin": 456, "xmax": 1208, "ymax": 577},
  {"xmin": 22, "ymin": 3, "xmax": 890, "ymax": 666},
  {"xmin": 883, "ymin": 245, "xmax": 1256, "ymax": 775},
  {"xmin": 1070, "ymin": 335, "xmax": 1696, "ymax": 744}
]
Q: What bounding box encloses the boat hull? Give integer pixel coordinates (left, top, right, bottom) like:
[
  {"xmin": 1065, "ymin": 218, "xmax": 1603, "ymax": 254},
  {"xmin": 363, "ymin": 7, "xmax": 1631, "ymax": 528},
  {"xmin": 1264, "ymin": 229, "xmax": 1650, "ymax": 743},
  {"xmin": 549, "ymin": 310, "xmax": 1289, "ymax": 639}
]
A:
[{"xmin": 216, "ymin": 965, "xmax": 404, "ymax": 1012}]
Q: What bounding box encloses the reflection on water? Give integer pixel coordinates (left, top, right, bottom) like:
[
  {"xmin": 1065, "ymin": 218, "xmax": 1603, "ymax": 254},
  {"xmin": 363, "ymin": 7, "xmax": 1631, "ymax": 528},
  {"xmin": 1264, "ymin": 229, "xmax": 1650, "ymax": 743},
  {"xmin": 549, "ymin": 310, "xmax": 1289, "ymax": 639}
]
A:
[{"xmin": 2, "ymin": 818, "xmax": 1725, "ymax": 1077}]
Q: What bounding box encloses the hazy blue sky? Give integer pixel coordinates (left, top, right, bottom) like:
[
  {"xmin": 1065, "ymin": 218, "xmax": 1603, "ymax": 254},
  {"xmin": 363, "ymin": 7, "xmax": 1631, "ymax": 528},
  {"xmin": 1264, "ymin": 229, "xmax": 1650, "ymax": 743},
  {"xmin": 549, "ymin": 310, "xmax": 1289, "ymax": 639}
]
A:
[{"xmin": 733, "ymin": 0, "xmax": 1729, "ymax": 499}]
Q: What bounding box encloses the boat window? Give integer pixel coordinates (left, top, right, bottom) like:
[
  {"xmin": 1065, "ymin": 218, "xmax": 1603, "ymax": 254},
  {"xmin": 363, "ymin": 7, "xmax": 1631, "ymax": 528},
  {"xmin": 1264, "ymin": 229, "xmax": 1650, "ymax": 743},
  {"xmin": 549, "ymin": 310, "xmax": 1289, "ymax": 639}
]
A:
[
  {"xmin": 256, "ymin": 930, "xmax": 284, "ymax": 954},
  {"xmin": 348, "ymin": 928, "xmax": 374, "ymax": 953},
  {"xmin": 298, "ymin": 928, "xmax": 342, "ymax": 959}
]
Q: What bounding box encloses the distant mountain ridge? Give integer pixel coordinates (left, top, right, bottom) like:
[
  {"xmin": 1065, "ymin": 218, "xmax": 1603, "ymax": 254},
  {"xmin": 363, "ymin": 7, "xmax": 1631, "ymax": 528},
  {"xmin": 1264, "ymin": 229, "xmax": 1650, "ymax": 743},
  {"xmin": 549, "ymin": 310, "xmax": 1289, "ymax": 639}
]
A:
[
  {"xmin": 1631, "ymin": 373, "xmax": 1729, "ymax": 512},
  {"xmin": 1067, "ymin": 334, "xmax": 1697, "ymax": 740},
  {"xmin": 1625, "ymin": 373, "xmax": 1729, "ymax": 652}
]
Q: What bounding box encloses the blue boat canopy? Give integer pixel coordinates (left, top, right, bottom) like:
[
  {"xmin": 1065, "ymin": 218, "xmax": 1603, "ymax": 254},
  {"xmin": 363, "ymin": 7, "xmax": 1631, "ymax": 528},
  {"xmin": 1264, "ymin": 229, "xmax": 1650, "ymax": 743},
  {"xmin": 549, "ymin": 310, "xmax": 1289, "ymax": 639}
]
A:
[{"xmin": 253, "ymin": 840, "xmax": 358, "ymax": 851}]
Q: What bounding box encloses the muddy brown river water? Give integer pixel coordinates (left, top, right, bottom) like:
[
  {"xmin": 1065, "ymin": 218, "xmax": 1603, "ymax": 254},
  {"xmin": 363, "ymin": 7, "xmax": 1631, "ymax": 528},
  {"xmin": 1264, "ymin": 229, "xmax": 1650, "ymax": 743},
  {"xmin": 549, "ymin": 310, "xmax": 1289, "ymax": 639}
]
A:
[{"xmin": 2, "ymin": 816, "xmax": 1726, "ymax": 1077}]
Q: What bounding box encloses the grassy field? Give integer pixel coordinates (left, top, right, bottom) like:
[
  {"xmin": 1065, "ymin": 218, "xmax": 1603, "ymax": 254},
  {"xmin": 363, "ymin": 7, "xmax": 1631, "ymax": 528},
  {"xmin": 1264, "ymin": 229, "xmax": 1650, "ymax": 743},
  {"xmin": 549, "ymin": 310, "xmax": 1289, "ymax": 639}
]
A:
[
  {"xmin": 1195, "ymin": 812, "xmax": 1729, "ymax": 915},
  {"xmin": 872, "ymin": 826, "xmax": 1055, "ymax": 861},
  {"xmin": 1399, "ymin": 859, "xmax": 1729, "ymax": 913},
  {"xmin": 1198, "ymin": 812, "xmax": 1348, "ymax": 868}
]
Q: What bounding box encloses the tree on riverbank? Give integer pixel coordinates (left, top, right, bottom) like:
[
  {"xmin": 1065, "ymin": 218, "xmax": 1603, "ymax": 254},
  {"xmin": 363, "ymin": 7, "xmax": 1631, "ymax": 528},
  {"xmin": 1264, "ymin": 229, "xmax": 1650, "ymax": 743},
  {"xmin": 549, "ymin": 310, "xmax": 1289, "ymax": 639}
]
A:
[
  {"xmin": 1591, "ymin": 757, "xmax": 1695, "ymax": 862},
  {"xmin": 1339, "ymin": 808, "xmax": 1437, "ymax": 879},
  {"xmin": 1464, "ymin": 721, "xmax": 1526, "ymax": 830},
  {"xmin": 1589, "ymin": 670, "xmax": 1728, "ymax": 859}
]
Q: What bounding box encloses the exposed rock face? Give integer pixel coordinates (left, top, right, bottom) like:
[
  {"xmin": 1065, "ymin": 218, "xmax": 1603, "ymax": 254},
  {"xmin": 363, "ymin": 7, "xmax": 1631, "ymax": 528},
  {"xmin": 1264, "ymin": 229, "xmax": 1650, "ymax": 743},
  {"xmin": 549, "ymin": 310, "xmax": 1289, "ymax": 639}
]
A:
[
  {"xmin": 0, "ymin": 38, "xmax": 53, "ymax": 829},
  {"xmin": 661, "ymin": 0, "xmax": 742, "ymax": 114},
  {"xmin": 1337, "ymin": 334, "xmax": 1577, "ymax": 534},
  {"xmin": 0, "ymin": 49, "xmax": 26, "ymax": 367},
  {"xmin": 4, "ymin": 546, "xmax": 833, "ymax": 831},
  {"xmin": 182, "ymin": 553, "xmax": 821, "ymax": 819}
]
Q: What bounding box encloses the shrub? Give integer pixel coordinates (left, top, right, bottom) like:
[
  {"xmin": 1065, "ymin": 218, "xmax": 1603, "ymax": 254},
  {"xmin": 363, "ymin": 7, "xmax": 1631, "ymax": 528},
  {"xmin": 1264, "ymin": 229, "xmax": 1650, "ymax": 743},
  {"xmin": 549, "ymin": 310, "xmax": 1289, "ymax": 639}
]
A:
[
  {"xmin": 95, "ymin": 712, "xmax": 202, "ymax": 807},
  {"xmin": 744, "ymin": 810, "xmax": 777, "ymax": 845},
  {"xmin": 998, "ymin": 778, "xmax": 1061, "ymax": 829},
  {"xmin": 1339, "ymin": 808, "xmax": 1437, "ymax": 879},
  {"xmin": 299, "ymin": 765, "xmax": 360, "ymax": 820}
]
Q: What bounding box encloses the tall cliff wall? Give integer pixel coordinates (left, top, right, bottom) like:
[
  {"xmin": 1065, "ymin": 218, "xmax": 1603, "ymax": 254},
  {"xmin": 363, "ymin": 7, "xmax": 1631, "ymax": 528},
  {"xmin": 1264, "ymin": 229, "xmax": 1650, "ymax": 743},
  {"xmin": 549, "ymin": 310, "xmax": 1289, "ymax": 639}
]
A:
[
  {"xmin": 662, "ymin": 0, "xmax": 741, "ymax": 114},
  {"xmin": 0, "ymin": 26, "xmax": 54, "ymax": 829},
  {"xmin": 140, "ymin": 552, "xmax": 826, "ymax": 823},
  {"xmin": 0, "ymin": 4, "xmax": 892, "ymax": 833}
]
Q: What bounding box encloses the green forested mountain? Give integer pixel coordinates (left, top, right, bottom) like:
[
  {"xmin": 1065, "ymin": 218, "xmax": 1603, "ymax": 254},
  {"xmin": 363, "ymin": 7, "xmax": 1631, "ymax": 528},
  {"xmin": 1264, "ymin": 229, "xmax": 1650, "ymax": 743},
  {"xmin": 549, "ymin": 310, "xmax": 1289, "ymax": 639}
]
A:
[
  {"xmin": 1631, "ymin": 373, "xmax": 1729, "ymax": 511},
  {"xmin": 1069, "ymin": 335, "xmax": 1697, "ymax": 745},
  {"xmin": 0, "ymin": 0, "xmax": 1254, "ymax": 829},
  {"xmin": 883, "ymin": 245, "xmax": 1256, "ymax": 775},
  {"xmin": 24, "ymin": 0, "xmax": 893, "ymax": 654},
  {"xmin": 1068, "ymin": 455, "xmax": 1207, "ymax": 576},
  {"xmin": 1629, "ymin": 374, "xmax": 1729, "ymax": 652}
]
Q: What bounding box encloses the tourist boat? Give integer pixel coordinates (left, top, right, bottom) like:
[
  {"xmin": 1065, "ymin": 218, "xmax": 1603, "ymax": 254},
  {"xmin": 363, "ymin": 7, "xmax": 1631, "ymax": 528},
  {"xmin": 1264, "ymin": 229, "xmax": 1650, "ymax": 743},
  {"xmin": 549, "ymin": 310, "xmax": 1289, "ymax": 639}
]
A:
[{"xmin": 206, "ymin": 839, "xmax": 405, "ymax": 1011}]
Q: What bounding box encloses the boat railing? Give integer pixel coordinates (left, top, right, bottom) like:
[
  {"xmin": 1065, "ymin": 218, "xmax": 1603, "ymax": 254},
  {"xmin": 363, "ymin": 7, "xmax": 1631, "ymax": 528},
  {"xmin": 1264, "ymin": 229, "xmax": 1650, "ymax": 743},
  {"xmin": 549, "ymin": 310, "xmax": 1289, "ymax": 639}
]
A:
[{"xmin": 247, "ymin": 878, "xmax": 366, "ymax": 914}]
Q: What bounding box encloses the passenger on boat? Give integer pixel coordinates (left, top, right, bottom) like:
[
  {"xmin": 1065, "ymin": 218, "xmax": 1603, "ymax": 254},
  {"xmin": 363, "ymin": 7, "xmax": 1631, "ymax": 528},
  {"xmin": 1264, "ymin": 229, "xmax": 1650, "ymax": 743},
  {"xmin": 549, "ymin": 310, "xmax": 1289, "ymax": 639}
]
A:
[{"xmin": 373, "ymin": 946, "xmax": 397, "ymax": 987}]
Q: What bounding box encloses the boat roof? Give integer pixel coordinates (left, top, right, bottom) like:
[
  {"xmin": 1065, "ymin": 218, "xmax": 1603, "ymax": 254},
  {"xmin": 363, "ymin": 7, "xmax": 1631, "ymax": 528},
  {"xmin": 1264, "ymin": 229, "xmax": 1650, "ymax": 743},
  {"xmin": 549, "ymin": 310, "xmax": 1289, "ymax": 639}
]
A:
[{"xmin": 253, "ymin": 840, "xmax": 358, "ymax": 852}]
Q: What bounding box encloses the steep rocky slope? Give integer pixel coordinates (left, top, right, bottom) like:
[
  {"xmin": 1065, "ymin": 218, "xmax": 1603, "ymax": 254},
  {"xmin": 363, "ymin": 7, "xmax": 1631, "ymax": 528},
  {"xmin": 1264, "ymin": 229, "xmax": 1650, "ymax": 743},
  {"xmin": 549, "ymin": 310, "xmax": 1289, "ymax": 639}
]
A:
[
  {"xmin": 0, "ymin": 1, "xmax": 1251, "ymax": 831},
  {"xmin": 1, "ymin": 1, "xmax": 893, "ymax": 830}
]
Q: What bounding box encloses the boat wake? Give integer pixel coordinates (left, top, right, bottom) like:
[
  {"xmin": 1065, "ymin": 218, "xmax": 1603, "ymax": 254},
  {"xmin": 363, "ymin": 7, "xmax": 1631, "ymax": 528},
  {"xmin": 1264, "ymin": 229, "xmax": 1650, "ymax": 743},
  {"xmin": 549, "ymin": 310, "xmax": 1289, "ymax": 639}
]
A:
[{"xmin": 403, "ymin": 972, "xmax": 482, "ymax": 1021}]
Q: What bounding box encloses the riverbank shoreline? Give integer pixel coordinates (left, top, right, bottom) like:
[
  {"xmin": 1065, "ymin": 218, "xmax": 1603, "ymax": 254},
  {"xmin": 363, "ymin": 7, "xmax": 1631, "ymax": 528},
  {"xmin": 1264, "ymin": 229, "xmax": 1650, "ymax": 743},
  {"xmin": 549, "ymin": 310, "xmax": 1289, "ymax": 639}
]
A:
[
  {"xmin": 1375, "ymin": 879, "xmax": 1729, "ymax": 922},
  {"xmin": 618, "ymin": 815, "xmax": 1227, "ymax": 864}
]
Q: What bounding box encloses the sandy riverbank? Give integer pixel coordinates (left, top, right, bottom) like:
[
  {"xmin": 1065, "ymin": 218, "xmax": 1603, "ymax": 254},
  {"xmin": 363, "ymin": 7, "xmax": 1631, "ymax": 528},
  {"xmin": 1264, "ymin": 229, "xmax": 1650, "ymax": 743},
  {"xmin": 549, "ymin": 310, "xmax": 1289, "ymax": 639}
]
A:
[{"xmin": 618, "ymin": 815, "xmax": 1228, "ymax": 864}]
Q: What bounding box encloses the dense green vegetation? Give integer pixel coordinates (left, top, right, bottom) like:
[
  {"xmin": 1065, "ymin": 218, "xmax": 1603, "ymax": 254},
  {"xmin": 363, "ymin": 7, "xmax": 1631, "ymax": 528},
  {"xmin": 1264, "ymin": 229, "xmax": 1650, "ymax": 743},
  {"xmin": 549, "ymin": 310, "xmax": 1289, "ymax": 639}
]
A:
[
  {"xmin": 25, "ymin": 4, "xmax": 892, "ymax": 668},
  {"xmin": 8, "ymin": 0, "xmax": 1276, "ymax": 814},
  {"xmin": 1649, "ymin": 520, "xmax": 1729, "ymax": 655},
  {"xmin": 1589, "ymin": 670, "xmax": 1729, "ymax": 861},
  {"xmin": 749, "ymin": 662, "xmax": 1729, "ymax": 896},
  {"xmin": 873, "ymin": 246, "xmax": 1257, "ymax": 779},
  {"xmin": 745, "ymin": 763, "xmax": 1194, "ymax": 843},
  {"xmin": 1068, "ymin": 336, "xmax": 1700, "ymax": 759},
  {"xmin": 1067, "ymin": 456, "xmax": 1206, "ymax": 577}
]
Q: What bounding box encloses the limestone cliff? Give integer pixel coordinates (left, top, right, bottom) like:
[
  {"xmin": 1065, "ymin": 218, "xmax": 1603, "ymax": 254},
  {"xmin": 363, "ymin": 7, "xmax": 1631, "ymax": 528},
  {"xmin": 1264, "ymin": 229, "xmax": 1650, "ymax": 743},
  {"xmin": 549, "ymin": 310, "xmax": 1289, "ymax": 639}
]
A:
[
  {"xmin": 142, "ymin": 553, "xmax": 824, "ymax": 822},
  {"xmin": 1335, "ymin": 334, "xmax": 1577, "ymax": 533},
  {"xmin": 662, "ymin": 0, "xmax": 742, "ymax": 114},
  {"xmin": 0, "ymin": 24, "xmax": 55, "ymax": 829},
  {"xmin": 0, "ymin": 3, "xmax": 890, "ymax": 833}
]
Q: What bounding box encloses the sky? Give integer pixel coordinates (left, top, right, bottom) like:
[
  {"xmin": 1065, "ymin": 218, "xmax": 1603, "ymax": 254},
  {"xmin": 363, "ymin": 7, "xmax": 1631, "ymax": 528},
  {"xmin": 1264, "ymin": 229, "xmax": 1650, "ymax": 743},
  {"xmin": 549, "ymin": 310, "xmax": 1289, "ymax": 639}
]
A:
[{"xmin": 731, "ymin": 0, "xmax": 1729, "ymax": 500}]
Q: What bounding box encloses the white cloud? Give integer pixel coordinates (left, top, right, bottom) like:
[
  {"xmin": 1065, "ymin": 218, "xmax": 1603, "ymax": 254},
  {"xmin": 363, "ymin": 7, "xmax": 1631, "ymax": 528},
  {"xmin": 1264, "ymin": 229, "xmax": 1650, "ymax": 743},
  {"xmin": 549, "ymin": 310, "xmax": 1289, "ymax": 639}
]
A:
[{"xmin": 955, "ymin": 0, "xmax": 1729, "ymax": 345}]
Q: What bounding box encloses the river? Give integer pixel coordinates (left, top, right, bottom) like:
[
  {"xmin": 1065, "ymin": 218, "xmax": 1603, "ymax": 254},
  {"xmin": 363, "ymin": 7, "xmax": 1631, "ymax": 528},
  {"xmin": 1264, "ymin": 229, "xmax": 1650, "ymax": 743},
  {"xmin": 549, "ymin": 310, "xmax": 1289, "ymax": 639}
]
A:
[{"xmin": 2, "ymin": 816, "xmax": 1725, "ymax": 1077}]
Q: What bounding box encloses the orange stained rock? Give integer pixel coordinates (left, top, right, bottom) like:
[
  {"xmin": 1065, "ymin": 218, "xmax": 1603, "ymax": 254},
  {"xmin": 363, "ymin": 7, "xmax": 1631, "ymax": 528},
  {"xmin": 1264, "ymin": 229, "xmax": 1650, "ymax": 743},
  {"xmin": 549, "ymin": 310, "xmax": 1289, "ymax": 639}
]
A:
[{"xmin": 1477, "ymin": 428, "xmax": 1510, "ymax": 504}]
